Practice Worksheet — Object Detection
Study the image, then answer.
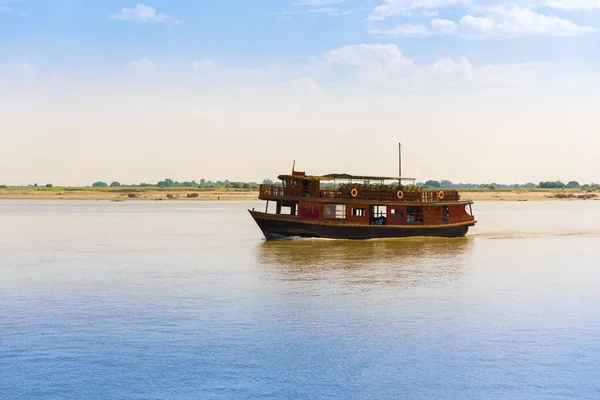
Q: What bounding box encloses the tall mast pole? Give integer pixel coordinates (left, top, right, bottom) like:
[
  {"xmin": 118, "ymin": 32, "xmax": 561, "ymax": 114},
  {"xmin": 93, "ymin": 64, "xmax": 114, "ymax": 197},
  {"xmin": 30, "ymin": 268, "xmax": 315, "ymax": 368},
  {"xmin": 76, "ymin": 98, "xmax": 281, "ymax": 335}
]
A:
[{"xmin": 398, "ymin": 142, "xmax": 402, "ymax": 178}]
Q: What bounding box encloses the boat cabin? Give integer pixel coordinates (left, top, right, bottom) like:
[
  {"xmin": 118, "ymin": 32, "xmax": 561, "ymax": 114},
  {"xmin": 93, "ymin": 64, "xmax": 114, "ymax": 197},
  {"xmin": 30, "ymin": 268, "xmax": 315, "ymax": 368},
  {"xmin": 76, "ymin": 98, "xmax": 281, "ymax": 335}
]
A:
[{"xmin": 258, "ymin": 171, "xmax": 474, "ymax": 227}]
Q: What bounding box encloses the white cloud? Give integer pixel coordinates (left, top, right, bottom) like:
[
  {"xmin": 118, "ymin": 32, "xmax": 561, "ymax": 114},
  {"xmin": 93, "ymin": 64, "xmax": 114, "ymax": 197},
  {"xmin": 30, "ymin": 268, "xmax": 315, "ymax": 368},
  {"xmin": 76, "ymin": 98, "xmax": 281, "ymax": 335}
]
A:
[
  {"xmin": 110, "ymin": 4, "xmax": 181, "ymax": 25},
  {"xmin": 188, "ymin": 44, "xmax": 538, "ymax": 94},
  {"xmin": 368, "ymin": 0, "xmax": 471, "ymax": 20},
  {"xmin": 11, "ymin": 44, "xmax": 553, "ymax": 102},
  {"xmin": 459, "ymin": 15, "xmax": 495, "ymax": 33},
  {"xmin": 326, "ymin": 44, "xmax": 415, "ymax": 68},
  {"xmin": 458, "ymin": 7, "xmax": 597, "ymax": 38},
  {"xmin": 368, "ymin": 6, "xmax": 597, "ymax": 38},
  {"xmin": 369, "ymin": 24, "xmax": 433, "ymax": 37},
  {"xmin": 544, "ymin": 0, "xmax": 600, "ymax": 10},
  {"xmin": 324, "ymin": 43, "xmax": 546, "ymax": 89},
  {"xmin": 368, "ymin": 0, "xmax": 600, "ymax": 20},
  {"xmin": 367, "ymin": 1, "xmax": 600, "ymax": 38},
  {"xmin": 184, "ymin": 44, "xmax": 540, "ymax": 92},
  {"xmin": 431, "ymin": 18, "xmax": 458, "ymax": 34}
]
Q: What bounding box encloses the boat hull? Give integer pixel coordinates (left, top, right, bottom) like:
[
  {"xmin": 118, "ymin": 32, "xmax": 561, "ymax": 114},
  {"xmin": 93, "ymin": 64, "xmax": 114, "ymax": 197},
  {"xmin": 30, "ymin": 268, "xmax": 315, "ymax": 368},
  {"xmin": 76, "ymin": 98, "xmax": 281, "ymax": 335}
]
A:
[{"xmin": 249, "ymin": 211, "xmax": 474, "ymax": 240}]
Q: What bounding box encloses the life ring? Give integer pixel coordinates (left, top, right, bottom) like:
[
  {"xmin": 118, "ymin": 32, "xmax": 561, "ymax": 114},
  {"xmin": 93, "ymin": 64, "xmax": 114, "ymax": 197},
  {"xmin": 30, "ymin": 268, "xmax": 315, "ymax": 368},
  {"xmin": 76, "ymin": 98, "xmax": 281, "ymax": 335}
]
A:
[
  {"xmin": 396, "ymin": 190, "xmax": 404, "ymax": 199},
  {"xmin": 351, "ymin": 188, "xmax": 358, "ymax": 198},
  {"xmin": 438, "ymin": 191, "xmax": 445, "ymax": 200}
]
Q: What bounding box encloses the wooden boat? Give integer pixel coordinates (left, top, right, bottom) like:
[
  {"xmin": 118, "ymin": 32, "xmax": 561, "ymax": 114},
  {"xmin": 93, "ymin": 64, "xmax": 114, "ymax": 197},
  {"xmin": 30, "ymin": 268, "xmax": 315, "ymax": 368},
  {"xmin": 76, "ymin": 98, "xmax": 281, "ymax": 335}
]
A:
[{"xmin": 249, "ymin": 146, "xmax": 476, "ymax": 240}]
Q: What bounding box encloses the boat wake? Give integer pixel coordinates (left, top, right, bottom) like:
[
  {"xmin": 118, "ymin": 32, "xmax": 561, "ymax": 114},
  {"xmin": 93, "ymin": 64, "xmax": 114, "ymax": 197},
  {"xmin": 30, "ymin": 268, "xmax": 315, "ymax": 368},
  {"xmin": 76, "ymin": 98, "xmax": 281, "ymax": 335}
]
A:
[{"xmin": 469, "ymin": 230, "xmax": 600, "ymax": 239}]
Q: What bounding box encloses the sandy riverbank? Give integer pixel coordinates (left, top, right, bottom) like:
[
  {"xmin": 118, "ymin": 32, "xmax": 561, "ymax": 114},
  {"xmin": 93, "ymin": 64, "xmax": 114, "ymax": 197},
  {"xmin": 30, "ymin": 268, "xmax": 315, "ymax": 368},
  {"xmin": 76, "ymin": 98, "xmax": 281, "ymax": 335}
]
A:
[
  {"xmin": 0, "ymin": 189, "xmax": 259, "ymax": 201},
  {"xmin": 0, "ymin": 189, "xmax": 596, "ymax": 201},
  {"xmin": 464, "ymin": 191, "xmax": 563, "ymax": 201}
]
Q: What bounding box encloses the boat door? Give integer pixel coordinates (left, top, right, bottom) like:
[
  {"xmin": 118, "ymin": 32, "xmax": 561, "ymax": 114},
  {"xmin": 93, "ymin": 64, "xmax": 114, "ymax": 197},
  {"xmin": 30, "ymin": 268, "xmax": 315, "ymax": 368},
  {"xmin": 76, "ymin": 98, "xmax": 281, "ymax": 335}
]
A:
[
  {"xmin": 302, "ymin": 179, "xmax": 309, "ymax": 196},
  {"xmin": 369, "ymin": 205, "xmax": 387, "ymax": 225}
]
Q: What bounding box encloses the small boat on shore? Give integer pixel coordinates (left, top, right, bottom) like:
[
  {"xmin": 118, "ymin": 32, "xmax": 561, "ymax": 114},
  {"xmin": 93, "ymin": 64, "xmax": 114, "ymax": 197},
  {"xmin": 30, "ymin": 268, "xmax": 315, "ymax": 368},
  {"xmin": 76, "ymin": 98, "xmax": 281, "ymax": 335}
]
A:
[{"xmin": 249, "ymin": 146, "xmax": 476, "ymax": 240}]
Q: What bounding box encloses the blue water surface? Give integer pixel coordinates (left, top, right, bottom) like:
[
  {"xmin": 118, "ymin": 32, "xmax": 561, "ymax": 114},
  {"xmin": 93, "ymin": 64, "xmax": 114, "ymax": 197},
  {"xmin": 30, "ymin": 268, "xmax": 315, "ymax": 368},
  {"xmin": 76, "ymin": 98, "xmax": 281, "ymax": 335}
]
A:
[{"xmin": 1, "ymin": 200, "xmax": 600, "ymax": 399}]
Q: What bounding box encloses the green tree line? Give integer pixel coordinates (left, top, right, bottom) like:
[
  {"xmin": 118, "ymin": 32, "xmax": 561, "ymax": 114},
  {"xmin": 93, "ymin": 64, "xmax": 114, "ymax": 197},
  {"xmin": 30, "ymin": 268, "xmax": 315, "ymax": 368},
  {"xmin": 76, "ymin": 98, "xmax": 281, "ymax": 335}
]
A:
[
  {"xmin": 417, "ymin": 180, "xmax": 600, "ymax": 190},
  {"xmin": 90, "ymin": 178, "xmax": 275, "ymax": 190}
]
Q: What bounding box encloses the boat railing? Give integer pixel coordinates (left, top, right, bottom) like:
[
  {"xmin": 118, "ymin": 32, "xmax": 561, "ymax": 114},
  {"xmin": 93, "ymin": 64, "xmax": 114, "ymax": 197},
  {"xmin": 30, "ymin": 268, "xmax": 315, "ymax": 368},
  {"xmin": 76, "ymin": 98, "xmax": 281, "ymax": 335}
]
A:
[
  {"xmin": 260, "ymin": 184, "xmax": 460, "ymax": 202},
  {"xmin": 260, "ymin": 184, "xmax": 285, "ymax": 197},
  {"xmin": 259, "ymin": 184, "xmax": 311, "ymax": 198}
]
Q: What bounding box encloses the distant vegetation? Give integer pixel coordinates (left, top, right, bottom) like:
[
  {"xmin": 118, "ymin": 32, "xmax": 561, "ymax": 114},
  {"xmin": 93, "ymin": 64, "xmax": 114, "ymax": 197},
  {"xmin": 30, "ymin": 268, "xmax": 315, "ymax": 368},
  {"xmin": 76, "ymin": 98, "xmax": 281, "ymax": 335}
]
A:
[
  {"xmin": 320, "ymin": 179, "xmax": 599, "ymax": 191},
  {"xmin": 415, "ymin": 180, "xmax": 600, "ymax": 191},
  {"xmin": 2, "ymin": 178, "xmax": 599, "ymax": 191},
  {"xmin": 149, "ymin": 178, "xmax": 263, "ymax": 190},
  {"xmin": 88, "ymin": 178, "xmax": 264, "ymax": 190}
]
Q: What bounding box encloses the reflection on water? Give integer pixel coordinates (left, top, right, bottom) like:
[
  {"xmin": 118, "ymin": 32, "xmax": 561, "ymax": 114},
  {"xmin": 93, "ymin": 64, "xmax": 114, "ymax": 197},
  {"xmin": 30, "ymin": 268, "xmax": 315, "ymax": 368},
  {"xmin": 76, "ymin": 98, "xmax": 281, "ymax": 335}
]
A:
[
  {"xmin": 471, "ymin": 229, "xmax": 600, "ymax": 239},
  {"xmin": 256, "ymin": 237, "xmax": 473, "ymax": 289}
]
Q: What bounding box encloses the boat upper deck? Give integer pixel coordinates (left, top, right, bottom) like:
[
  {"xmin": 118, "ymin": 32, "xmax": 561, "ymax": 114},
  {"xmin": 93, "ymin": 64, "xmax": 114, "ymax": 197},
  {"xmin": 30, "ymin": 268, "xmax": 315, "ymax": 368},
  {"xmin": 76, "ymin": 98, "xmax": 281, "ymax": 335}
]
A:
[{"xmin": 259, "ymin": 172, "xmax": 463, "ymax": 204}]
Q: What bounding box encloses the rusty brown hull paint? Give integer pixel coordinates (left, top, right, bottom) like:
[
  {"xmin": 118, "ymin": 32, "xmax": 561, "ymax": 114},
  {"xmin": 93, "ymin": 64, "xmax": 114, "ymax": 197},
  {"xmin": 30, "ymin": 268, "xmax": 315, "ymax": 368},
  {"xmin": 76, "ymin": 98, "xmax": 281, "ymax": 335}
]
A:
[{"xmin": 249, "ymin": 210, "xmax": 475, "ymax": 240}]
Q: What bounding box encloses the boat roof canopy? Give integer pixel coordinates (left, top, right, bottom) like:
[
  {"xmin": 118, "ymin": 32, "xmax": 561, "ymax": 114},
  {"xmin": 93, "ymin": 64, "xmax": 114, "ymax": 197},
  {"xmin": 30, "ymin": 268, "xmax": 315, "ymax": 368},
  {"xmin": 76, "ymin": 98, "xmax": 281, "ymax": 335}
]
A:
[
  {"xmin": 277, "ymin": 174, "xmax": 334, "ymax": 182},
  {"xmin": 324, "ymin": 173, "xmax": 416, "ymax": 182},
  {"xmin": 277, "ymin": 173, "xmax": 417, "ymax": 182}
]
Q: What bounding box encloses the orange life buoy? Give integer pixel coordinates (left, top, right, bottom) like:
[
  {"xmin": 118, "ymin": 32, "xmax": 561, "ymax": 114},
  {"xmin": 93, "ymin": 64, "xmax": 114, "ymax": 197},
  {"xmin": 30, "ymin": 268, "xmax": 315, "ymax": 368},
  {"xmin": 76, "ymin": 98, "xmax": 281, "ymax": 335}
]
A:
[
  {"xmin": 438, "ymin": 191, "xmax": 445, "ymax": 200},
  {"xmin": 351, "ymin": 188, "xmax": 358, "ymax": 198},
  {"xmin": 397, "ymin": 190, "xmax": 404, "ymax": 199}
]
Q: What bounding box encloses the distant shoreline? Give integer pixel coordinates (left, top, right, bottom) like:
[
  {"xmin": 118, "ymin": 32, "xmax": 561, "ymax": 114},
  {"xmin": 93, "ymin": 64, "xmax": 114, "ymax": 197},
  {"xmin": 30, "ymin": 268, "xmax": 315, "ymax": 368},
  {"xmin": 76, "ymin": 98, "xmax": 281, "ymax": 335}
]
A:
[
  {"xmin": 0, "ymin": 188, "xmax": 597, "ymax": 202},
  {"xmin": 0, "ymin": 188, "xmax": 258, "ymax": 201}
]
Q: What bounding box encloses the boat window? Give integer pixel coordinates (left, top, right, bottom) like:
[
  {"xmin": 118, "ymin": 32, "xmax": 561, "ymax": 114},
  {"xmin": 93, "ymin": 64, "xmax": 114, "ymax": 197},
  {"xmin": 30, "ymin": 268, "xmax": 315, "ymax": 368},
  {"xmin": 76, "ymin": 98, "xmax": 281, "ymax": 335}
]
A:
[
  {"xmin": 406, "ymin": 206, "xmax": 424, "ymax": 223},
  {"xmin": 283, "ymin": 179, "xmax": 301, "ymax": 196},
  {"xmin": 352, "ymin": 208, "xmax": 366, "ymax": 217},
  {"xmin": 391, "ymin": 209, "xmax": 403, "ymax": 217},
  {"xmin": 372, "ymin": 205, "xmax": 387, "ymax": 218},
  {"xmin": 324, "ymin": 204, "xmax": 346, "ymax": 220}
]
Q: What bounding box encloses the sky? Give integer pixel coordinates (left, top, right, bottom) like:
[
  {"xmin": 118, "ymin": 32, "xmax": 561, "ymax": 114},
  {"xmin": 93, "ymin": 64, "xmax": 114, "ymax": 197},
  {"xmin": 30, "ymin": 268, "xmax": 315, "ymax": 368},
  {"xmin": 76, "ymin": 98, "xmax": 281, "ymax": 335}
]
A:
[{"xmin": 1, "ymin": 0, "xmax": 600, "ymax": 186}]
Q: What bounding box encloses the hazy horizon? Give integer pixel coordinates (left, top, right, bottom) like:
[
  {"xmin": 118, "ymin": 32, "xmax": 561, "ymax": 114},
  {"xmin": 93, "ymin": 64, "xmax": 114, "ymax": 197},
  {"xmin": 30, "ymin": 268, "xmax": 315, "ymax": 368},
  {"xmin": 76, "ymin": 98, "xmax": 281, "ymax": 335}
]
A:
[
  {"xmin": 2, "ymin": 1, "xmax": 599, "ymax": 186},
  {"xmin": 2, "ymin": 175, "xmax": 593, "ymax": 188}
]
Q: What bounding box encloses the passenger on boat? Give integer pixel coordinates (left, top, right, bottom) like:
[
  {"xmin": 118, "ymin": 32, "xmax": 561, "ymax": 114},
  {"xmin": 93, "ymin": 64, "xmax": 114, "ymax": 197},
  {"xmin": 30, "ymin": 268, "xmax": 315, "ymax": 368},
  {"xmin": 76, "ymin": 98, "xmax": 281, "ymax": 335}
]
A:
[
  {"xmin": 443, "ymin": 206, "xmax": 450, "ymax": 222},
  {"xmin": 371, "ymin": 216, "xmax": 387, "ymax": 225}
]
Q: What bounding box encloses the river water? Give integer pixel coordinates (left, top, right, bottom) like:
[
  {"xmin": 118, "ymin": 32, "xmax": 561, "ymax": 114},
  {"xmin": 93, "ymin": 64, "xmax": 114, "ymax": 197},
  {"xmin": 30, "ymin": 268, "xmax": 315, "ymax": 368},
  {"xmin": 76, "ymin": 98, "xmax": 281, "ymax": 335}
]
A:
[{"xmin": 1, "ymin": 200, "xmax": 600, "ymax": 399}]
